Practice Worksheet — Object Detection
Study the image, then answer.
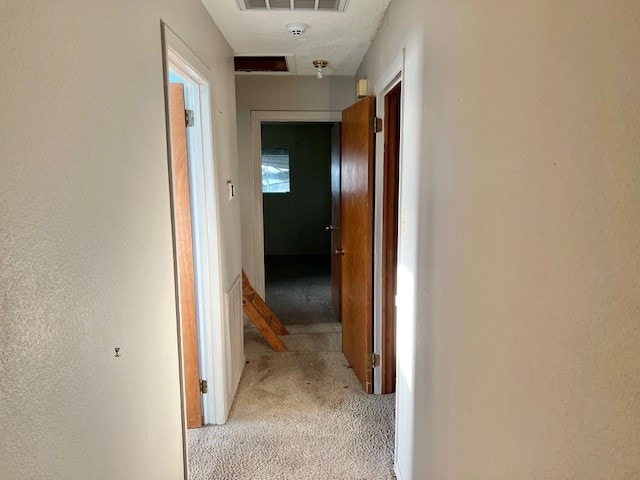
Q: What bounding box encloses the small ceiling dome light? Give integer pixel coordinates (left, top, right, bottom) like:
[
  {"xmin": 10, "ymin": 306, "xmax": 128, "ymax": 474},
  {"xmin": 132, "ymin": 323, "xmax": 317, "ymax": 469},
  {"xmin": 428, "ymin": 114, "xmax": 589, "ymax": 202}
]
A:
[
  {"xmin": 286, "ymin": 22, "xmax": 309, "ymax": 36},
  {"xmin": 313, "ymin": 60, "xmax": 328, "ymax": 79}
]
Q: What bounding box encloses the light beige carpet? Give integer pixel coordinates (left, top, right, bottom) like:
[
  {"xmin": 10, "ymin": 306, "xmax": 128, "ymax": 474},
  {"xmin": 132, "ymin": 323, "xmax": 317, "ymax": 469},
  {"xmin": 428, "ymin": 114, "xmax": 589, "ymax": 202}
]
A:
[
  {"xmin": 264, "ymin": 255, "xmax": 339, "ymax": 326},
  {"xmin": 187, "ymin": 325, "xmax": 396, "ymax": 480}
]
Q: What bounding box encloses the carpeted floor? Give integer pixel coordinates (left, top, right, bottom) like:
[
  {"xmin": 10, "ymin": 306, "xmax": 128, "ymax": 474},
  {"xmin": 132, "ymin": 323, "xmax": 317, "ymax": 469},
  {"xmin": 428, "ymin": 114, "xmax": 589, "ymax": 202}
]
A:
[
  {"xmin": 264, "ymin": 255, "xmax": 338, "ymax": 325},
  {"xmin": 186, "ymin": 324, "xmax": 396, "ymax": 480}
]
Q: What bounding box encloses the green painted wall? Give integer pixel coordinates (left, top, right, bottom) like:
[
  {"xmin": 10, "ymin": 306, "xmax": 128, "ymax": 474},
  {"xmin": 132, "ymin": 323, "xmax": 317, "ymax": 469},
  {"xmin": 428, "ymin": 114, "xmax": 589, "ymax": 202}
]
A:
[{"xmin": 262, "ymin": 123, "xmax": 333, "ymax": 255}]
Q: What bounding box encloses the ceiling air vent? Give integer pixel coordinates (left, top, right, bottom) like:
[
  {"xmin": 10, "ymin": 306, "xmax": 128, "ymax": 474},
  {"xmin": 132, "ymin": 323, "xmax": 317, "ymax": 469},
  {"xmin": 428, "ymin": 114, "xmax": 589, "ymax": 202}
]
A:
[
  {"xmin": 236, "ymin": 0, "xmax": 348, "ymax": 12},
  {"xmin": 234, "ymin": 56, "xmax": 289, "ymax": 72}
]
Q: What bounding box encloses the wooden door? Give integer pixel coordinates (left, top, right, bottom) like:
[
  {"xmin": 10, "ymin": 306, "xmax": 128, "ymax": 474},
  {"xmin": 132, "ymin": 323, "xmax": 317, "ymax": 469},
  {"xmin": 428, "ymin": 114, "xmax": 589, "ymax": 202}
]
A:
[
  {"xmin": 381, "ymin": 83, "xmax": 401, "ymax": 394},
  {"xmin": 168, "ymin": 83, "xmax": 202, "ymax": 429},
  {"xmin": 340, "ymin": 96, "xmax": 375, "ymax": 393},
  {"xmin": 330, "ymin": 123, "xmax": 342, "ymax": 320}
]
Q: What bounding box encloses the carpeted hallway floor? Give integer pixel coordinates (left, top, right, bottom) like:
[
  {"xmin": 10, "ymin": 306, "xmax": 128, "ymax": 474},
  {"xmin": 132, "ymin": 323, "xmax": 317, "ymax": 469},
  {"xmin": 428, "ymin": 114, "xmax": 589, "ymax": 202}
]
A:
[
  {"xmin": 186, "ymin": 256, "xmax": 396, "ymax": 480},
  {"xmin": 263, "ymin": 255, "xmax": 339, "ymax": 325}
]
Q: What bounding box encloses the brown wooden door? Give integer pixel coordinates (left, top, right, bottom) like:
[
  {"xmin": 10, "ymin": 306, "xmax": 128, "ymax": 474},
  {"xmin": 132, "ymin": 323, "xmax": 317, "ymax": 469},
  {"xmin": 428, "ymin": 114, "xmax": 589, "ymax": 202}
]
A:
[
  {"xmin": 340, "ymin": 96, "xmax": 375, "ymax": 393},
  {"xmin": 381, "ymin": 83, "xmax": 402, "ymax": 394},
  {"xmin": 168, "ymin": 83, "xmax": 202, "ymax": 429},
  {"xmin": 330, "ymin": 122, "xmax": 342, "ymax": 320}
]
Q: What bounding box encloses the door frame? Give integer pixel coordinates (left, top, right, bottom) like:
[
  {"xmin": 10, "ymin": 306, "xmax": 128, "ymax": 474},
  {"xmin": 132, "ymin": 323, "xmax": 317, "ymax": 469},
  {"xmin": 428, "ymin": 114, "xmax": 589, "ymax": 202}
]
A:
[
  {"xmin": 373, "ymin": 53, "xmax": 404, "ymax": 395},
  {"xmin": 249, "ymin": 110, "xmax": 342, "ymax": 297},
  {"xmin": 162, "ymin": 21, "xmax": 227, "ymax": 445},
  {"xmin": 380, "ymin": 82, "xmax": 402, "ymax": 395}
]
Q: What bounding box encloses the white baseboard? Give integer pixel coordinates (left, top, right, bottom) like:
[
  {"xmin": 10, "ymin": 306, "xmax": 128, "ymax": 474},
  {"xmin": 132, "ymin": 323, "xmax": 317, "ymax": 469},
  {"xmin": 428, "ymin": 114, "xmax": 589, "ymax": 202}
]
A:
[{"xmin": 394, "ymin": 462, "xmax": 406, "ymax": 480}]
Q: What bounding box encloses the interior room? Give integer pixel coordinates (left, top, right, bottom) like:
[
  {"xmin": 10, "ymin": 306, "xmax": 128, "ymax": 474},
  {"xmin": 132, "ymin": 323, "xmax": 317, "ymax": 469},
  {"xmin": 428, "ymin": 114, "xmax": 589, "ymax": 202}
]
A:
[
  {"xmin": 1, "ymin": 0, "xmax": 639, "ymax": 479},
  {"xmin": 260, "ymin": 122, "xmax": 337, "ymax": 329}
]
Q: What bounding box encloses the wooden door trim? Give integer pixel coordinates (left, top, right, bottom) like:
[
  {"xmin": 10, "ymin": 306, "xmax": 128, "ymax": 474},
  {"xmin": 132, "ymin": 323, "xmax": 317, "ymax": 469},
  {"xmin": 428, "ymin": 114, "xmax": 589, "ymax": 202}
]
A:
[{"xmin": 249, "ymin": 110, "xmax": 342, "ymax": 298}]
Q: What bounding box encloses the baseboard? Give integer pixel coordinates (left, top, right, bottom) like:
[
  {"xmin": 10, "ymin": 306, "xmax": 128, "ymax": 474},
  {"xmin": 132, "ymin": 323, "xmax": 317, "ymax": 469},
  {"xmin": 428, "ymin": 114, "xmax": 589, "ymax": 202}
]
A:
[
  {"xmin": 394, "ymin": 462, "xmax": 406, "ymax": 480},
  {"xmin": 229, "ymin": 353, "xmax": 246, "ymax": 404}
]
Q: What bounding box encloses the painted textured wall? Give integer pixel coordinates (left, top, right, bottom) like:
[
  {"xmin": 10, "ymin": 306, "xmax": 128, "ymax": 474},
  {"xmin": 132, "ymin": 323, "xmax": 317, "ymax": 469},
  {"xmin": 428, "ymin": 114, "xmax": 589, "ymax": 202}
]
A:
[
  {"xmin": 262, "ymin": 123, "xmax": 333, "ymax": 256},
  {"xmin": 358, "ymin": 0, "xmax": 640, "ymax": 478},
  {"xmin": 235, "ymin": 75, "xmax": 355, "ymax": 288},
  {"xmin": 0, "ymin": 1, "xmax": 240, "ymax": 478}
]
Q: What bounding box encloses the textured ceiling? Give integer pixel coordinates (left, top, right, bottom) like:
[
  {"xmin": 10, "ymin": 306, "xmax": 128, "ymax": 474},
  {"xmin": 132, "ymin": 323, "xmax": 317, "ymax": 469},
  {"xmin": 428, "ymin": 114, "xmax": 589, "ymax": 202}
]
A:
[{"xmin": 201, "ymin": 0, "xmax": 392, "ymax": 76}]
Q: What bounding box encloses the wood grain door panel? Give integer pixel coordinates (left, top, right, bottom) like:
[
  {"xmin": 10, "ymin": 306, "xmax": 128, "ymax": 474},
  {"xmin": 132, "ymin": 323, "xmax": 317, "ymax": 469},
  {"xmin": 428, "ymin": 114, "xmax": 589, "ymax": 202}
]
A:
[
  {"xmin": 168, "ymin": 83, "xmax": 202, "ymax": 428},
  {"xmin": 341, "ymin": 96, "xmax": 375, "ymax": 393}
]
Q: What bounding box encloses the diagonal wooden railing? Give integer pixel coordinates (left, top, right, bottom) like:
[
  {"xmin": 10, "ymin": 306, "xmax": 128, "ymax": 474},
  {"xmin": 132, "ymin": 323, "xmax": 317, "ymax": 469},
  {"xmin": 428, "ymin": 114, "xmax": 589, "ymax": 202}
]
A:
[{"xmin": 241, "ymin": 270, "xmax": 289, "ymax": 352}]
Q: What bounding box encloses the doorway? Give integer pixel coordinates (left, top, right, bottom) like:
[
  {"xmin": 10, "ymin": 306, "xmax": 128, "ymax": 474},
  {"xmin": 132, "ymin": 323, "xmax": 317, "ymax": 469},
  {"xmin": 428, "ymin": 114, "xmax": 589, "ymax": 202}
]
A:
[
  {"xmin": 162, "ymin": 24, "xmax": 243, "ymax": 479},
  {"xmin": 260, "ymin": 122, "xmax": 338, "ymax": 330},
  {"xmin": 249, "ymin": 97, "xmax": 400, "ymax": 393},
  {"xmin": 380, "ymin": 82, "xmax": 402, "ymax": 394},
  {"xmin": 196, "ymin": 117, "xmax": 395, "ymax": 480},
  {"xmin": 248, "ymin": 111, "xmax": 342, "ymax": 298}
]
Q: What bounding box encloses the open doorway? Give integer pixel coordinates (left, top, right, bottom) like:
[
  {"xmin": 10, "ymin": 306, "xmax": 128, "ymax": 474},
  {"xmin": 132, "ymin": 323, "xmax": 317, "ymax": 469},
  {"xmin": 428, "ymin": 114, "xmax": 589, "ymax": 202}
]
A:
[
  {"xmin": 182, "ymin": 102, "xmax": 399, "ymax": 477},
  {"xmin": 260, "ymin": 122, "xmax": 339, "ymax": 334},
  {"xmin": 380, "ymin": 82, "xmax": 402, "ymax": 395},
  {"xmin": 162, "ymin": 23, "xmax": 246, "ymax": 479},
  {"xmin": 165, "ymin": 50, "xmax": 219, "ymax": 428}
]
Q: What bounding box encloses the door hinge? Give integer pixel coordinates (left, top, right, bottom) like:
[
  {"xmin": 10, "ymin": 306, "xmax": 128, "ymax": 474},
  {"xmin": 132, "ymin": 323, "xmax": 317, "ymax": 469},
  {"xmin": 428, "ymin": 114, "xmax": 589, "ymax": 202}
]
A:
[
  {"xmin": 199, "ymin": 379, "xmax": 208, "ymax": 394},
  {"xmin": 367, "ymin": 352, "xmax": 381, "ymax": 369},
  {"xmin": 371, "ymin": 116, "xmax": 383, "ymax": 133},
  {"xmin": 185, "ymin": 109, "xmax": 195, "ymax": 128}
]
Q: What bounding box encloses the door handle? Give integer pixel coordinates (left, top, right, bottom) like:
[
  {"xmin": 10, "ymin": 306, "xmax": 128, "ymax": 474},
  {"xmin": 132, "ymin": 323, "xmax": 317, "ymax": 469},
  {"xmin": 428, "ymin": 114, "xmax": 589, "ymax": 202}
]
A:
[
  {"xmin": 325, "ymin": 225, "xmax": 338, "ymax": 231},
  {"xmin": 334, "ymin": 248, "xmax": 345, "ymax": 255}
]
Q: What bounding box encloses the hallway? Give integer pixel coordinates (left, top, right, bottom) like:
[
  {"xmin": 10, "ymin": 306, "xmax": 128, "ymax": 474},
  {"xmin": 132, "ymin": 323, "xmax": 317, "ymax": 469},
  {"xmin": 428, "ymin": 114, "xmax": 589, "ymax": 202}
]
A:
[
  {"xmin": 187, "ymin": 324, "xmax": 395, "ymax": 479},
  {"xmin": 4, "ymin": 1, "xmax": 640, "ymax": 479},
  {"xmin": 187, "ymin": 255, "xmax": 394, "ymax": 479}
]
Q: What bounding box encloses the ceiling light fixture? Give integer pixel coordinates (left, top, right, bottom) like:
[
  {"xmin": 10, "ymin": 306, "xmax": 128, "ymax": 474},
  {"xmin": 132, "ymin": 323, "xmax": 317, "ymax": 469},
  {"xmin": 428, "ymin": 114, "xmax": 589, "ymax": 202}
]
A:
[{"xmin": 313, "ymin": 60, "xmax": 328, "ymax": 79}]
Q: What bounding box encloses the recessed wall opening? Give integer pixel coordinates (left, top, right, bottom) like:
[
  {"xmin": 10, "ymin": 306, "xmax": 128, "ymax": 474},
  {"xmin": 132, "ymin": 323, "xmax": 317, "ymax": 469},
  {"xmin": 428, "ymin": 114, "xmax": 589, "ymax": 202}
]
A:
[{"xmin": 234, "ymin": 56, "xmax": 289, "ymax": 72}]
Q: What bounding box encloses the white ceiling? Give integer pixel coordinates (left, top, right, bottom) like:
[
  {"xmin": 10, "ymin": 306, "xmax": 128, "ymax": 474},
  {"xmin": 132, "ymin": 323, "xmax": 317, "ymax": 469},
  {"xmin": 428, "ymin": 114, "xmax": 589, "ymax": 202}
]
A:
[{"xmin": 201, "ymin": 0, "xmax": 393, "ymax": 76}]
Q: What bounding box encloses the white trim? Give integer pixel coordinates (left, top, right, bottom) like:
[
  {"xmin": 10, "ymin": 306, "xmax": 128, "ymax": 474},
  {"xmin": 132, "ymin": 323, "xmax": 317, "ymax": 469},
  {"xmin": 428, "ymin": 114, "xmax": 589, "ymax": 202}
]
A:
[
  {"xmin": 394, "ymin": 463, "xmax": 408, "ymax": 480},
  {"xmin": 249, "ymin": 110, "xmax": 342, "ymax": 297},
  {"xmin": 372, "ymin": 50, "xmax": 405, "ymax": 396},
  {"xmin": 371, "ymin": 49, "xmax": 407, "ymax": 473}
]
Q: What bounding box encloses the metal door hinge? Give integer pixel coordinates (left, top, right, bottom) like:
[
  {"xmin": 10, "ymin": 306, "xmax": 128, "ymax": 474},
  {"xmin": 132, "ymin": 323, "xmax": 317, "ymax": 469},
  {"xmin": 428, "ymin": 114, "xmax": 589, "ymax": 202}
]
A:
[
  {"xmin": 185, "ymin": 109, "xmax": 195, "ymax": 128},
  {"xmin": 199, "ymin": 379, "xmax": 208, "ymax": 394},
  {"xmin": 372, "ymin": 116, "xmax": 383, "ymax": 133},
  {"xmin": 367, "ymin": 352, "xmax": 381, "ymax": 369}
]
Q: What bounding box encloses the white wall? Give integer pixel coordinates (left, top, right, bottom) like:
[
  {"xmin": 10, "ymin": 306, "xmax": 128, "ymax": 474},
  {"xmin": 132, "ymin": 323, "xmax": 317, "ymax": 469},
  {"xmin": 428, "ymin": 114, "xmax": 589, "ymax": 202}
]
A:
[
  {"xmin": 0, "ymin": 1, "xmax": 241, "ymax": 478},
  {"xmin": 235, "ymin": 75, "xmax": 355, "ymax": 290},
  {"xmin": 358, "ymin": 0, "xmax": 640, "ymax": 478}
]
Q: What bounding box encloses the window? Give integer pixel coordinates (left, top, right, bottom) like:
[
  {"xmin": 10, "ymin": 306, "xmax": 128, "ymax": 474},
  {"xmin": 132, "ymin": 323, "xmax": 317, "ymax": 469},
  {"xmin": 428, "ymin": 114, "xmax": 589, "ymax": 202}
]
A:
[{"xmin": 261, "ymin": 147, "xmax": 290, "ymax": 193}]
